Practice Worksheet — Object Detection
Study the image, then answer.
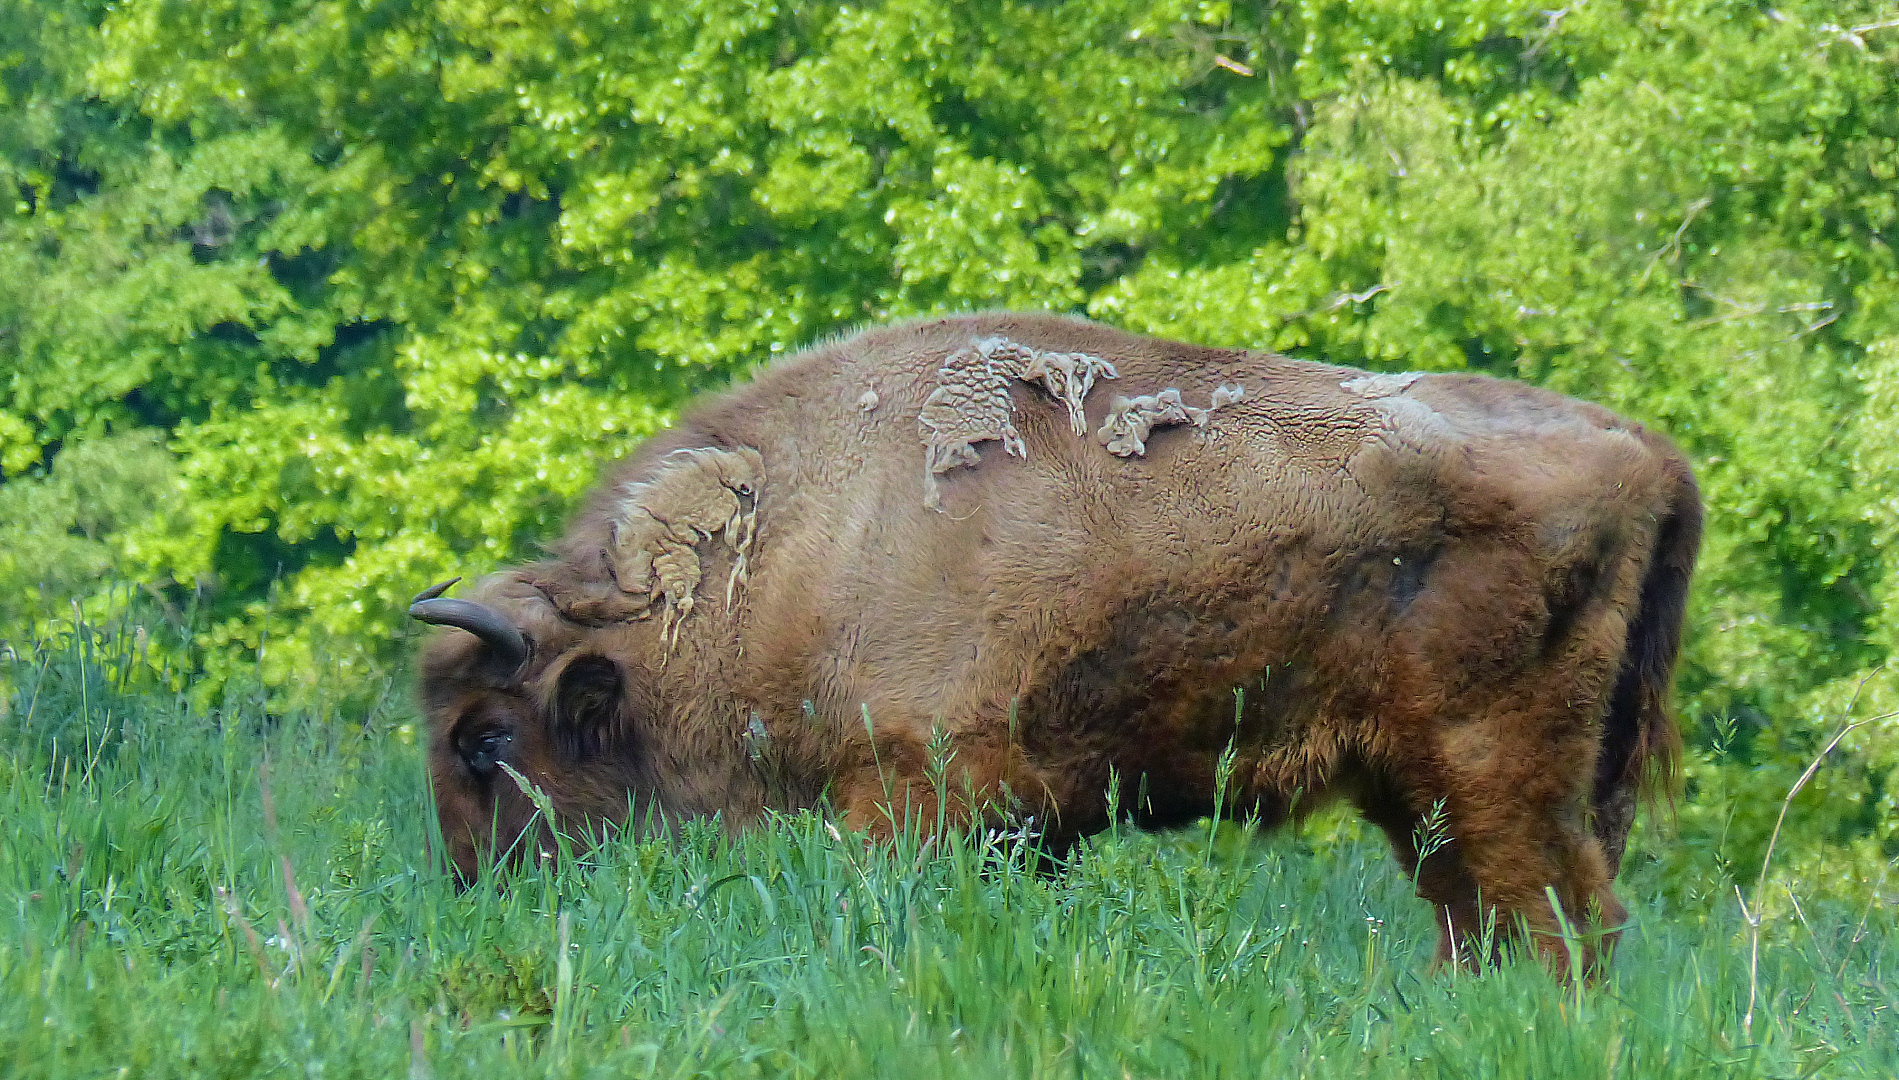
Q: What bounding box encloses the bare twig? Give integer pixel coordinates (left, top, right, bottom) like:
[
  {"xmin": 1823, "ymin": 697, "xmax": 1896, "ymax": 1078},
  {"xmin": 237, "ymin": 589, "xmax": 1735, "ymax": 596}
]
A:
[
  {"xmin": 1638, "ymin": 196, "xmax": 1711, "ymax": 286},
  {"xmin": 1793, "ymin": 310, "xmax": 1841, "ymax": 338},
  {"xmin": 1781, "ymin": 883, "xmax": 1830, "ymax": 973},
  {"xmin": 1835, "ymin": 855, "xmax": 1896, "ymax": 984},
  {"xmin": 1679, "ymin": 280, "xmax": 1770, "ymax": 329},
  {"xmin": 1291, "ymin": 284, "xmax": 1394, "ymax": 323},
  {"xmin": 1522, "ymin": 1, "xmax": 1589, "ymax": 62},
  {"xmin": 1274, "ymin": 284, "xmax": 1397, "ymax": 329},
  {"xmin": 1661, "ymin": 196, "xmax": 1711, "ymax": 262},
  {"xmin": 1739, "ymin": 663, "xmax": 1896, "ymax": 1039},
  {"xmin": 1821, "ymin": 18, "xmax": 1899, "ymax": 50},
  {"xmin": 1752, "ymin": 709, "xmax": 1888, "ymax": 905},
  {"xmin": 215, "ymin": 885, "xmax": 279, "ymax": 988},
  {"xmin": 1168, "ymin": 23, "xmax": 1260, "ymax": 84}
]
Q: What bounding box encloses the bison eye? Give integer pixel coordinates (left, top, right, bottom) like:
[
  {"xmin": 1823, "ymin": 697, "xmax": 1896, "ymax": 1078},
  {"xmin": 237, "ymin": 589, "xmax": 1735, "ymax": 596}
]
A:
[{"xmin": 458, "ymin": 728, "xmax": 511, "ymax": 779}]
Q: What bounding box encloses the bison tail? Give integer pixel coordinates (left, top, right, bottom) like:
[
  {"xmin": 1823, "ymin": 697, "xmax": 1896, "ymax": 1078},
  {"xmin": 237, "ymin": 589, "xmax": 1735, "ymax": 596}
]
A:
[{"xmin": 1593, "ymin": 442, "xmax": 1702, "ymax": 871}]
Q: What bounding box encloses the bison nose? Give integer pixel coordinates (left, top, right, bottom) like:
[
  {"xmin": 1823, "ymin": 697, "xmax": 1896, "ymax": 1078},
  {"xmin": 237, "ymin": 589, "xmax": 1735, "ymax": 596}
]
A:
[{"xmin": 409, "ymin": 578, "xmax": 531, "ymax": 672}]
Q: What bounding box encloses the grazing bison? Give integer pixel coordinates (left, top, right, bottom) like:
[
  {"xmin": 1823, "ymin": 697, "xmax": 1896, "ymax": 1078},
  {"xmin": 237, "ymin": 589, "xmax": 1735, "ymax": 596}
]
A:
[{"xmin": 414, "ymin": 312, "xmax": 1699, "ymax": 969}]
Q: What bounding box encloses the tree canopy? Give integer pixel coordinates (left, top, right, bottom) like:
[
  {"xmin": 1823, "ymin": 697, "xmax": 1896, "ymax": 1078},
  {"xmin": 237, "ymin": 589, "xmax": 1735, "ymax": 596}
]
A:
[{"xmin": 4, "ymin": 0, "xmax": 1897, "ymax": 881}]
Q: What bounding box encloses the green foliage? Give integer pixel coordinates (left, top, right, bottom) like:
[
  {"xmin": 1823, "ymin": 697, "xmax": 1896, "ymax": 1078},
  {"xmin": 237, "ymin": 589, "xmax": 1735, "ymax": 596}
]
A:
[
  {"xmin": 0, "ymin": 431, "xmax": 181, "ymax": 633},
  {"xmin": 0, "ymin": 644, "xmax": 1894, "ymax": 1078},
  {"xmin": 2, "ymin": 2, "xmax": 1897, "ymax": 880}
]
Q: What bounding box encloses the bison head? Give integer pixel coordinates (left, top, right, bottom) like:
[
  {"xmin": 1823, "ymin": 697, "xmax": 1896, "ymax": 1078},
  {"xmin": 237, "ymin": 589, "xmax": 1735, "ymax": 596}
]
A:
[{"xmin": 411, "ymin": 573, "xmax": 662, "ymax": 882}]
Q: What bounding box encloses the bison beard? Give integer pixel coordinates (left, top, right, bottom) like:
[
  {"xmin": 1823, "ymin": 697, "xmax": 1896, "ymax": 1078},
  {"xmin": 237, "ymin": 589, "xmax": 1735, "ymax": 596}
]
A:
[{"xmin": 414, "ymin": 312, "xmax": 1700, "ymax": 974}]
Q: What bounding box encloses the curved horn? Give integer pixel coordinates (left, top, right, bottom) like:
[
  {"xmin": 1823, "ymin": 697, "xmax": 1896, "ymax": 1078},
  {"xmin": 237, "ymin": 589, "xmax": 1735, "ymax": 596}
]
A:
[
  {"xmin": 410, "ymin": 583, "xmax": 529, "ymax": 671},
  {"xmin": 413, "ymin": 577, "xmax": 461, "ymax": 603}
]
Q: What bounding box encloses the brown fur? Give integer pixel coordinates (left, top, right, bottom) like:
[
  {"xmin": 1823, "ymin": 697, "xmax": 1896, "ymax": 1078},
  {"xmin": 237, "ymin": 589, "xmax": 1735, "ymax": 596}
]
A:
[{"xmin": 417, "ymin": 313, "xmax": 1700, "ymax": 970}]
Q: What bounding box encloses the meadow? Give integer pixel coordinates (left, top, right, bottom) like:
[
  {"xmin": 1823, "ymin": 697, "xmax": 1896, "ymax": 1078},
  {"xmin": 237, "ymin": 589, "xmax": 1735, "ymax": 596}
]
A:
[{"xmin": 2, "ymin": 624, "xmax": 1892, "ymax": 1079}]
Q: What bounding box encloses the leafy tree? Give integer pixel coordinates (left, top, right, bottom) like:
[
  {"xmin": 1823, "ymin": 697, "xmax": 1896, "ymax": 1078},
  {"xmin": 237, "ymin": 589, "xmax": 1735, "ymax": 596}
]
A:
[{"xmin": 0, "ymin": 431, "xmax": 180, "ymax": 634}]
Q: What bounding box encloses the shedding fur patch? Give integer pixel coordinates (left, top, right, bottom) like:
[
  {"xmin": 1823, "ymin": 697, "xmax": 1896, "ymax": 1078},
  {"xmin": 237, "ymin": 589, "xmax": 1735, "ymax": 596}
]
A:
[
  {"xmin": 1096, "ymin": 383, "xmax": 1245, "ymax": 457},
  {"xmin": 1340, "ymin": 372, "xmax": 1423, "ymax": 398},
  {"xmin": 605, "ymin": 446, "xmax": 764, "ymax": 648},
  {"xmin": 1015, "ymin": 345, "xmax": 1120, "ymax": 435},
  {"xmin": 917, "ymin": 337, "xmax": 1118, "ymax": 509}
]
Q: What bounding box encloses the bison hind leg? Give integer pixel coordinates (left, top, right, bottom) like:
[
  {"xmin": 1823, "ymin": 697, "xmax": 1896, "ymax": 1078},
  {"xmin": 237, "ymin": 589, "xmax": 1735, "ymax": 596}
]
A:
[{"xmin": 1351, "ymin": 764, "xmax": 1627, "ymax": 977}]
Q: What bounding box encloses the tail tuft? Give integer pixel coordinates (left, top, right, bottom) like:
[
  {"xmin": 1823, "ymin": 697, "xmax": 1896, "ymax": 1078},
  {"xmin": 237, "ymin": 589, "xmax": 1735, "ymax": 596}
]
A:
[{"xmin": 1593, "ymin": 441, "xmax": 1701, "ymax": 871}]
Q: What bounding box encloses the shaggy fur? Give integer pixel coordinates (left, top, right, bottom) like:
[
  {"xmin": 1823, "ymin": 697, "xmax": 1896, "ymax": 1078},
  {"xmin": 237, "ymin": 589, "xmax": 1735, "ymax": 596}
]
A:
[{"xmin": 417, "ymin": 312, "xmax": 1701, "ymax": 970}]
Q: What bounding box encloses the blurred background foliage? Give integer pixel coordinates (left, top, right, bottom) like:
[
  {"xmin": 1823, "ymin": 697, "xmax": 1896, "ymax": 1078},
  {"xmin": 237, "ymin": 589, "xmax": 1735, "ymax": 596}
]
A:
[{"xmin": 2, "ymin": 0, "xmax": 1896, "ymax": 895}]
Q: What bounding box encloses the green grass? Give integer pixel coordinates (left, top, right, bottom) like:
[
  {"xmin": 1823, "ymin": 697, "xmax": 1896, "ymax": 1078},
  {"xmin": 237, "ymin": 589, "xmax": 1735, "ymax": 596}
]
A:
[{"xmin": 1, "ymin": 633, "xmax": 1894, "ymax": 1079}]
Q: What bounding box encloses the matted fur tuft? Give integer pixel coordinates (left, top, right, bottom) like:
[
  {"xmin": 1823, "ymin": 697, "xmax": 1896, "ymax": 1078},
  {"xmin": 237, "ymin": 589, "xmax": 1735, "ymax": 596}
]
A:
[
  {"xmin": 916, "ymin": 336, "xmax": 1118, "ymax": 509},
  {"xmin": 602, "ymin": 445, "xmax": 763, "ymax": 647}
]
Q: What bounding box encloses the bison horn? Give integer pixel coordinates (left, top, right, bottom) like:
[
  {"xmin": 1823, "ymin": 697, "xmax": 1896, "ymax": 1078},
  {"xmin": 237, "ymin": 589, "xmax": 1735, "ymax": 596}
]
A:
[
  {"xmin": 409, "ymin": 579, "xmax": 530, "ymax": 671},
  {"xmin": 413, "ymin": 577, "xmax": 460, "ymax": 602}
]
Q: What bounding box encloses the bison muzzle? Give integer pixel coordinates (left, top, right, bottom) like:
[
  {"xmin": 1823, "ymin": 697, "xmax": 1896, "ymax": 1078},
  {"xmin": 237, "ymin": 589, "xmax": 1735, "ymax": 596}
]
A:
[{"xmin": 414, "ymin": 312, "xmax": 1700, "ymax": 972}]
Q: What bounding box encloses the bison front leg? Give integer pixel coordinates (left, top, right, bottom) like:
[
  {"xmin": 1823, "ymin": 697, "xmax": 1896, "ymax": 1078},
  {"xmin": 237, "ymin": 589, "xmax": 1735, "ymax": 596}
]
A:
[{"xmin": 1351, "ymin": 775, "xmax": 1488, "ymax": 970}]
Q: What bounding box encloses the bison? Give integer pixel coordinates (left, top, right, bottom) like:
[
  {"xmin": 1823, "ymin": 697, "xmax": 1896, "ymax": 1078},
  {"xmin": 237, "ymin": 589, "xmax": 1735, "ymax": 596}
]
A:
[{"xmin": 413, "ymin": 312, "xmax": 1700, "ymax": 970}]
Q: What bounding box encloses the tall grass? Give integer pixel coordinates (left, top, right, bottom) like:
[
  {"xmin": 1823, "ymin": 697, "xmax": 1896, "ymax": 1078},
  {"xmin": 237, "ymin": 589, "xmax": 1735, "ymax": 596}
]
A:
[{"xmin": 0, "ymin": 623, "xmax": 1893, "ymax": 1078}]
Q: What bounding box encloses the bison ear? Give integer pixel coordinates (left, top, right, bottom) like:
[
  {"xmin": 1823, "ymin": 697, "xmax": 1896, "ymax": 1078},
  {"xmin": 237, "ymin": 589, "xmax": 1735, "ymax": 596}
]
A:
[{"xmin": 553, "ymin": 654, "xmax": 625, "ymax": 758}]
